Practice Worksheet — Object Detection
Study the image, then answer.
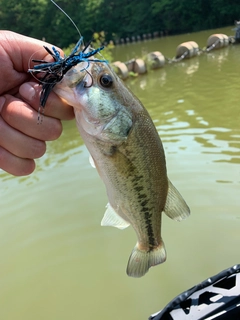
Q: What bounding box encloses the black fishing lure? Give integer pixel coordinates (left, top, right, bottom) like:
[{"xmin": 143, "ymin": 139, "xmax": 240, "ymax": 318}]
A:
[{"xmin": 29, "ymin": 36, "xmax": 107, "ymax": 107}]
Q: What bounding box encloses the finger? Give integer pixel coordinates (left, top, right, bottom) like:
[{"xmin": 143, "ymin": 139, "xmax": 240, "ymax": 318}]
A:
[
  {"xmin": 19, "ymin": 82, "xmax": 75, "ymax": 120},
  {"xmin": 1, "ymin": 94, "xmax": 63, "ymax": 141},
  {"xmin": 0, "ymin": 115, "xmax": 46, "ymax": 159},
  {"xmin": 0, "ymin": 146, "xmax": 35, "ymax": 176}
]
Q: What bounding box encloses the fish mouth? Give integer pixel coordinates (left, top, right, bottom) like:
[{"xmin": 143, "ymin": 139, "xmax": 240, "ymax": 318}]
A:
[
  {"xmin": 54, "ymin": 60, "xmax": 110, "ymax": 107},
  {"xmin": 53, "ymin": 61, "xmax": 97, "ymax": 108}
]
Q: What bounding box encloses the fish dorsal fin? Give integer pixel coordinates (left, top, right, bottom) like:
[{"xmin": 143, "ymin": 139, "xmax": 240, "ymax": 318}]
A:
[
  {"xmin": 89, "ymin": 154, "xmax": 96, "ymax": 168},
  {"xmin": 163, "ymin": 179, "xmax": 190, "ymax": 221},
  {"xmin": 101, "ymin": 203, "xmax": 130, "ymax": 230}
]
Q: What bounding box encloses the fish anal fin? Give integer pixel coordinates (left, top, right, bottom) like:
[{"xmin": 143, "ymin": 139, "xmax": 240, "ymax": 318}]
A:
[
  {"xmin": 89, "ymin": 154, "xmax": 96, "ymax": 168},
  {"xmin": 163, "ymin": 179, "xmax": 190, "ymax": 221},
  {"xmin": 126, "ymin": 241, "xmax": 166, "ymax": 278},
  {"xmin": 101, "ymin": 203, "xmax": 130, "ymax": 230}
]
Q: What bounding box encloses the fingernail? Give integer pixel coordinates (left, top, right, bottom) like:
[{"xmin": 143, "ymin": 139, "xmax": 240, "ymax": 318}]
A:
[
  {"xmin": 0, "ymin": 96, "xmax": 6, "ymax": 112},
  {"xmin": 19, "ymin": 83, "xmax": 36, "ymax": 101}
]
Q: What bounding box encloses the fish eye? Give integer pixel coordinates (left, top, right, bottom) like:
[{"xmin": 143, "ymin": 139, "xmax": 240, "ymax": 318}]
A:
[{"xmin": 99, "ymin": 74, "xmax": 113, "ymax": 88}]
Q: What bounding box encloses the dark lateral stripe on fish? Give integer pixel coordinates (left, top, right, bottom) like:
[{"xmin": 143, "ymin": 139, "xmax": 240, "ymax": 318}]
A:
[
  {"xmin": 134, "ymin": 186, "xmax": 144, "ymax": 192},
  {"xmin": 143, "ymin": 211, "xmax": 156, "ymax": 248},
  {"xmin": 134, "ymin": 178, "xmax": 157, "ymax": 248},
  {"xmin": 137, "ymin": 188, "xmax": 156, "ymax": 248},
  {"xmin": 137, "ymin": 194, "xmax": 148, "ymax": 200}
]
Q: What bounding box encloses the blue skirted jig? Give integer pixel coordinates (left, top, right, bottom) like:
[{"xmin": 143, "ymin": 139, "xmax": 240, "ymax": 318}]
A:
[{"xmin": 29, "ymin": 36, "xmax": 107, "ymax": 107}]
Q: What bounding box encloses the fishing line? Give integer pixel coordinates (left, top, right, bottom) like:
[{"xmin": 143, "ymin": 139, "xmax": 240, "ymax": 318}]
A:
[{"xmin": 50, "ymin": 0, "xmax": 82, "ymax": 41}]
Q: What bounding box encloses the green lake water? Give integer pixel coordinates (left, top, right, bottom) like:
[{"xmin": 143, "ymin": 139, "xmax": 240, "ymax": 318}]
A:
[{"xmin": 0, "ymin": 26, "xmax": 239, "ymax": 319}]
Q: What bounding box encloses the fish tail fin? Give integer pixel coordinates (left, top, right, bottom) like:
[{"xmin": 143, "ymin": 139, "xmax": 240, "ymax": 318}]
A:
[
  {"xmin": 163, "ymin": 179, "xmax": 190, "ymax": 221},
  {"xmin": 126, "ymin": 242, "xmax": 166, "ymax": 278}
]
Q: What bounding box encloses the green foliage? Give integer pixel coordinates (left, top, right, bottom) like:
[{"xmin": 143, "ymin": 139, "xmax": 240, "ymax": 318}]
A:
[
  {"xmin": 0, "ymin": 0, "xmax": 48, "ymax": 39},
  {"xmin": 92, "ymin": 31, "xmax": 114, "ymax": 62},
  {"xmin": 0, "ymin": 0, "xmax": 239, "ymax": 47}
]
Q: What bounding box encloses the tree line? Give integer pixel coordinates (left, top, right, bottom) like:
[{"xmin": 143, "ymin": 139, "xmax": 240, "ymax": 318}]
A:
[{"xmin": 0, "ymin": 0, "xmax": 239, "ymax": 48}]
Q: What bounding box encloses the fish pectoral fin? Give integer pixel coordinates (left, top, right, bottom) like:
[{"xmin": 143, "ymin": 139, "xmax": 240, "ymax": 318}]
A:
[
  {"xmin": 89, "ymin": 154, "xmax": 96, "ymax": 168},
  {"xmin": 126, "ymin": 241, "xmax": 166, "ymax": 278},
  {"xmin": 163, "ymin": 179, "xmax": 190, "ymax": 221},
  {"xmin": 101, "ymin": 203, "xmax": 130, "ymax": 230}
]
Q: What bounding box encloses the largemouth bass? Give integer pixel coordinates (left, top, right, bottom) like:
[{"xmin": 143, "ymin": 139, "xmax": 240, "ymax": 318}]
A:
[{"xmin": 54, "ymin": 61, "xmax": 190, "ymax": 278}]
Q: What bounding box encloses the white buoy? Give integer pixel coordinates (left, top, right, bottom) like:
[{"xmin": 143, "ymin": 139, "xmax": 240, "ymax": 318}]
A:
[
  {"xmin": 207, "ymin": 34, "xmax": 229, "ymax": 50},
  {"xmin": 112, "ymin": 61, "xmax": 129, "ymax": 79},
  {"xmin": 133, "ymin": 59, "xmax": 147, "ymax": 74},
  {"xmin": 176, "ymin": 41, "xmax": 199, "ymax": 59},
  {"xmin": 125, "ymin": 59, "xmax": 147, "ymax": 74},
  {"xmin": 145, "ymin": 51, "xmax": 165, "ymax": 69}
]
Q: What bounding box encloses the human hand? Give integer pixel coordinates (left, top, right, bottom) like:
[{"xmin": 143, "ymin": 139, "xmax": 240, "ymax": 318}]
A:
[{"xmin": 0, "ymin": 31, "xmax": 74, "ymax": 176}]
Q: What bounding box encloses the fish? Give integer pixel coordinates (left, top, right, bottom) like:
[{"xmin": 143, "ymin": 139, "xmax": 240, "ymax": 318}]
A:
[{"xmin": 53, "ymin": 60, "xmax": 190, "ymax": 278}]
